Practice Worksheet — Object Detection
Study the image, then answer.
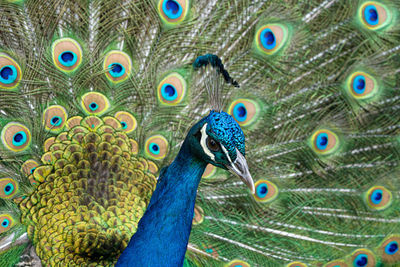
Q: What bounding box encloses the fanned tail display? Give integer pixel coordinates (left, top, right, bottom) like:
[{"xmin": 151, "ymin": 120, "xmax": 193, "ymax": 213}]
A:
[{"xmin": 0, "ymin": 0, "xmax": 399, "ymax": 266}]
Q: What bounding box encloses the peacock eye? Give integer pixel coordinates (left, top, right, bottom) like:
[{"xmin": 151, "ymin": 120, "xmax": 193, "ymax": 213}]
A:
[
  {"xmin": 52, "ymin": 38, "xmax": 82, "ymax": 72},
  {"xmin": 206, "ymin": 137, "xmax": 220, "ymax": 152}
]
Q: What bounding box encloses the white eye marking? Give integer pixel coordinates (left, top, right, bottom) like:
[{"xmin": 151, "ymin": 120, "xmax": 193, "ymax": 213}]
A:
[
  {"xmin": 221, "ymin": 144, "xmax": 233, "ymax": 164},
  {"xmin": 200, "ymin": 123, "xmax": 215, "ymax": 161}
]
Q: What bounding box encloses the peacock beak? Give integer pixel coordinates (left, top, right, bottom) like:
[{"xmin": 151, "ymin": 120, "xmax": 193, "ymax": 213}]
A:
[{"xmin": 226, "ymin": 149, "xmax": 255, "ymax": 194}]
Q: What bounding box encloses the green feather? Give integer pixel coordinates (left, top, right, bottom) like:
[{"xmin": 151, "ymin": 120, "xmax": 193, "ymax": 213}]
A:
[{"xmin": 0, "ymin": 0, "xmax": 399, "ymax": 266}]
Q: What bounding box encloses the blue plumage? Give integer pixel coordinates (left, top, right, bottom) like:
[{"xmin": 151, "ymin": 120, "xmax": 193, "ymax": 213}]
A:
[
  {"xmin": 116, "ymin": 141, "xmax": 206, "ymax": 266},
  {"xmin": 117, "ymin": 110, "xmax": 252, "ymax": 266}
]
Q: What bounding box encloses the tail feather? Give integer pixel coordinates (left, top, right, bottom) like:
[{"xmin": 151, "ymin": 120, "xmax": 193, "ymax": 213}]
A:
[{"xmin": 0, "ymin": 0, "xmax": 399, "ymax": 266}]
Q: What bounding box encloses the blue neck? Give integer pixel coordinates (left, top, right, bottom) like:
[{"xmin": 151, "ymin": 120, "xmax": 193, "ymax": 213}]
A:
[{"xmin": 116, "ymin": 139, "xmax": 207, "ymax": 267}]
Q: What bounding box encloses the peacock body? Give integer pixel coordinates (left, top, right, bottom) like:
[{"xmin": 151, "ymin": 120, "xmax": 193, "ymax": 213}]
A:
[{"xmin": 0, "ymin": 0, "xmax": 399, "ymax": 267}]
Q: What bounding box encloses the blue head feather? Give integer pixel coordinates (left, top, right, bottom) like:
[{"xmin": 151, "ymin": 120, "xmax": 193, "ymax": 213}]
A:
[
  {"xmin": 185, "ymin": 110, "xmax": 246, "ymax": 171},
  {"xmin": 206, "ymin": 110, "xmax": 245, "ymax": 159}
]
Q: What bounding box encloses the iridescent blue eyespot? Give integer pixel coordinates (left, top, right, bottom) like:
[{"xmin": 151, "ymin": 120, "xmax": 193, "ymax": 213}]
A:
[
  {"xmin": 254, "ymin": 180, "xmax": 278, "ymax": 203},
  {"xmin": 157, "ymin": 73, "xmax": 186, "ymax": 105},
  {"xmin": 58, "ymin": 51, "xmax": 78, "ymax": 67},
  {"xmin": 352, "ymin": 75, "xmax": 366, "ymax": 95},
  {"xmin": 161, "ymin": 84, "xmax": 178, "ymax": 101},
  {"xmin": 115, "ymin": 111, "xmax": 137, "ymax": 133},
  {"xmin": 354, "ymin": 254, "xmax": 368, "ymax": 267},
  {"xmin": 0, "ymin": 178, "xmax": 18, "ymax": 199},
  {"xmin": 359, "ymin": 2, "xmax": 391, "ymax": 30},
  {"xmin": 158, "ymin": 0, "xmax": 188, "ymax": 25},
  {"xmin": 12, "ymin": 131, "xmax": 27, "ymax": 147},
  {"xmin": 0, "ymin": 214, "xmax": 13, "ymax": 233},
  {"xmin": 0, "ymin": 55, "xmax": 21, "ymax": 89},
  {"xmin": 379, "ymin": 236, "xmax": 400, "ymax": 263},
  {"xmin": 233, "ymin": 103, "xmax": 247, "ymax": 122},
  {"xmin": 256, "ymin": 183, "xmax": 268, "ymax": 198},
  {"xmin": 4, "ymin": 183, "xmax": 14, "ymax": 196},
  {"xmin": 81, "ymin": 92, "xmax": 110, "ymax": 115},
  {"xmin": 1, "ymin": 219, "xmax": 9, "ymax": 228},
  {"xmin": 145, "ymin": 135, "xmax": 168, "ymax": 160},
  {"xmin": 52, "ymin": 38, "xmax": 82, "ymax": 72},
  {"xmin": 0, "ymin": 214, "xmax": 13, "ymax": 232},
  {"xmin": 348, "ymin": 72, "xmax": 378, "ymax": 99},
  {"xmin": 162, "ymin": 0, "xmax": 182, "ymax": 20},
  {"xmin": 364, "ymin": 5, "xmax": 379, "ymax": 26},
  {"xmin": 0, "ymin": 65, "xmax": 17, "ymax": 84},
  {"xmin": 89, "ymin": 102, "xmax": 98, "ymax": 111},
  {"xmin": 228, "ymin": 99, "xmax": 259, "ymax": 127},
  {"xmin": 385, "ymin": 241, "xmax": 399, "ymax": 255},
  {"xmin": 310, "ymin": 129, "xmax": 339, "ymax": 156},
  {"xmin": 371, "ymin": 189, "xmax": 383, "ymax": 204},
  {"xmin": 260, "ymin": 29, "xmax": 276, "ymax": 50},
  {"xmin": 21, "ymin": 160, "xmax": 39, "ymax": 176},
  {"xmin": 366, "ymin": 186, "xmax": 392, "ymax": 210},
  {"xmin": 104, "ymin": 51, "xmax": 132, "ymax": 83},
  {"xmin": 108, "ymin": 63, "xmax": 125, "ymax": 78},
  {"xmin": 50, "ymin": 116, "xmax": 62, "ymax": 127},
  {"xmin": 149, "ymin": 143, "xmax": 160, "ymax": 155},
  {"xmin": 316, "ymin": 132, "xmax": 328, "ymax": 150},
  {"xmin": 43, "ymin": 105, "xmax": 68, "ymax": 132},
  {"xmin": 1, "ymin": 123, "xmax": 31, "ymax": 152},
  {"xmin": 255, "ymin": 24, "xmax": 288, "ymax": 55}
]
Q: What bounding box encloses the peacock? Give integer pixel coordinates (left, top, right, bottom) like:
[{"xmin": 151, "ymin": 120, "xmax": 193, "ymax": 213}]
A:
[{"xmin": 0, "ymin": 0, "xmax": 399, "ymax": 266}]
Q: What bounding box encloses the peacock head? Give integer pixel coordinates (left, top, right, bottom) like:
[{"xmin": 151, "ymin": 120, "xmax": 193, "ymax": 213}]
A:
[{"xmin": 188, "ymin": 110, "xmax": 255, "ymax": 193}]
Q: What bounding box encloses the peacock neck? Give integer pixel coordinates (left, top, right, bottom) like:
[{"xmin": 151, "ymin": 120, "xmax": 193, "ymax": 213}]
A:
[{"xmin": 116, "ymin": 139, "xmax": 207, "ymax": 267}]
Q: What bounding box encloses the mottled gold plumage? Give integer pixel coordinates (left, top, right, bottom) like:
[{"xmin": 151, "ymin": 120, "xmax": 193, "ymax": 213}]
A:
[{"xmin": 19, "ymin": 115, "xmax": 157, "ymax": 266}]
